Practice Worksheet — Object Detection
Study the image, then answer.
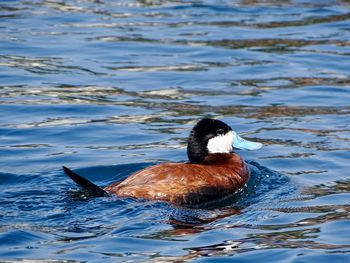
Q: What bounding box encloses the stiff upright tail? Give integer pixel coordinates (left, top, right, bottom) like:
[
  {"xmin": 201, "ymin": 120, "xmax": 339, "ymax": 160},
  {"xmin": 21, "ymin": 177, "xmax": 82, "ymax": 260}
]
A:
[{"xmin": 63, "ymin": 166, "xmax": 109, "ymax": 197}]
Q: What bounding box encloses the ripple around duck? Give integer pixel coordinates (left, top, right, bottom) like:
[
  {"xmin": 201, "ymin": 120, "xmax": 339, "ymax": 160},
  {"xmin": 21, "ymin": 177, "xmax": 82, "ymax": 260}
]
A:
[
  {"xmin": 0, "ymin": 161, "xmax": 299, "ymax": 259},
  {"xmin": 3, "ymin": 160, "xmax": 348, "ymax": 262}
]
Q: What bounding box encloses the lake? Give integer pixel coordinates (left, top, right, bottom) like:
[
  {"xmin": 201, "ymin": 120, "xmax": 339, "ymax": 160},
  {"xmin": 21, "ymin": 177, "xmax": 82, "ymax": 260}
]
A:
[{"xmin": 0, "ymin": 0, "xmax": 350, "ymax": 262}]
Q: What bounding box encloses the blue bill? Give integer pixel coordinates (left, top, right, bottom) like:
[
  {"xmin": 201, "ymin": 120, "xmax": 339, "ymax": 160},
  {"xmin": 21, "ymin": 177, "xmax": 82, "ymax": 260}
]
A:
[{"xmin": 232, "ymin": 131, "xmax": 263, "ymax": 150}]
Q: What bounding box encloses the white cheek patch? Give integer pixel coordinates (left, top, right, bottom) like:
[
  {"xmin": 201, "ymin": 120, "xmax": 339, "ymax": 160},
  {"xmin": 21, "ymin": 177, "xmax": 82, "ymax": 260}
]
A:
[{"xmin": 207, "ymin": 131, "xmax": 234, "ymax": 154}]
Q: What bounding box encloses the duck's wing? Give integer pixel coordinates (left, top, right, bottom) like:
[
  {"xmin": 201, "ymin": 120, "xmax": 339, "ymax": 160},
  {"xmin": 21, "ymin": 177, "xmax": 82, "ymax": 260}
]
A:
[{"xmin": 63, "ymin": 166, "xmax": 109, "ymax": 197}]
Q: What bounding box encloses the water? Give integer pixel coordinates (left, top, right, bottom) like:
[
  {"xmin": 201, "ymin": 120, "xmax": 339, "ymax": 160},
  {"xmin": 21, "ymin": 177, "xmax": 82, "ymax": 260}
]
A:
[{"xmin": 1, "ymin": 0, "xmax": 350, "ymax": 262}]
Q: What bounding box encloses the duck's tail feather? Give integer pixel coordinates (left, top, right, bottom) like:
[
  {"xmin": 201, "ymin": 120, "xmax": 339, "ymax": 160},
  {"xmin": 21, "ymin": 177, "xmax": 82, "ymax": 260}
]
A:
[{"xmin": 63, "ymin": 166, "xmax": 109, "ymax": 197}]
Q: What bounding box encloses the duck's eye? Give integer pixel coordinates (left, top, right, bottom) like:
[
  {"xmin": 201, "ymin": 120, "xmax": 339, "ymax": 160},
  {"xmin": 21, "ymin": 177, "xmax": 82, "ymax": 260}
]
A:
[{"xmin": 217, "ymin": 129, "xmax": 225, "ymax": 135}]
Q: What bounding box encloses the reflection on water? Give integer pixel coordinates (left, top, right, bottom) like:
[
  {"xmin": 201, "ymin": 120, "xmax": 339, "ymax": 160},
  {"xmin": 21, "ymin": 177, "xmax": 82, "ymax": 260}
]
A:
[{"xmin": 0, "ymin": 0, "xmax": 350, "ymax": 262}]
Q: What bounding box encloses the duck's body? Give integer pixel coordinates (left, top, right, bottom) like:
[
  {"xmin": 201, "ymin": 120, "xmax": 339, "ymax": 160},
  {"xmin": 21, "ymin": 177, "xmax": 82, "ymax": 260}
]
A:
[
  {"xmin": 64, "ymin": 118, "xmax": 261, "ymax": 206},
  {"xmin": 105, "ymin": 153, "xmax": 249, "ymax": 206}
]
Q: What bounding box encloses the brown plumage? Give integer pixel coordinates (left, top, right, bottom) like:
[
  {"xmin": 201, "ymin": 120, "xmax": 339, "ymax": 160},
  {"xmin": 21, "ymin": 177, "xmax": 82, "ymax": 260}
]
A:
[
  {"xmin": 104, "ymin": 153, "xmax": 250, "ymax": 206},
  {"xmin": 64, "ymin": 118, "xmax": 262, "ymax": 206}
]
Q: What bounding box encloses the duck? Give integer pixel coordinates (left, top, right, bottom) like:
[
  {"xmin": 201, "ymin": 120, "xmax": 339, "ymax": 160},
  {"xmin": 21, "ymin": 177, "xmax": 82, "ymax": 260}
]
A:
[{"xmin": 63, "ymin": 118, "xmax": 262, "ymax": 206}]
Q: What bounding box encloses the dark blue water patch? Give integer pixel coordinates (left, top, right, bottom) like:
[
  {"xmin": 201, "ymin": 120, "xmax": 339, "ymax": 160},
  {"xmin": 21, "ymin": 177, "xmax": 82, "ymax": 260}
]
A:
[
  {"xmin": 245, "ymin": 161, "xmax": 297, "ymax": 203},
  {"xmin": 0, "ymin": 229, "xmax": 52, "ymax": 248},
  {"xmin": 0, "ymin": 171, "xmax": 37, "ymax": 186}
]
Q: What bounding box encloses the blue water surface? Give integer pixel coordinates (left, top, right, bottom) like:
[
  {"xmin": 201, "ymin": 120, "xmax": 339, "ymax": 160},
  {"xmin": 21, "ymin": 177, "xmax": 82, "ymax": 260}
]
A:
[{"xmin": 1, "ymin": 0, "xmax": 350, "ymax": 262}]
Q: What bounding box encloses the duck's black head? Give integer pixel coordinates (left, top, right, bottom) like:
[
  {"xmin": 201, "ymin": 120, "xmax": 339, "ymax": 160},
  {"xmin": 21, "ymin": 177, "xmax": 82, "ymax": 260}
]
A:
[
  {"xmin": 187, "ymin": 118, "xmax": 233, "ymax": 164},
  {"xmin": 187, "ymin": 118, "xmax": 263, "ymax": 164}
]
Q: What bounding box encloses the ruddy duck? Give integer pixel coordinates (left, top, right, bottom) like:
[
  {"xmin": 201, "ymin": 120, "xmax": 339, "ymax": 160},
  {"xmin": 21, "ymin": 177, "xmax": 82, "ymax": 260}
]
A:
[{"xmin": 63, "ymin": 118, "xmax": 262, "ymax": 206}]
